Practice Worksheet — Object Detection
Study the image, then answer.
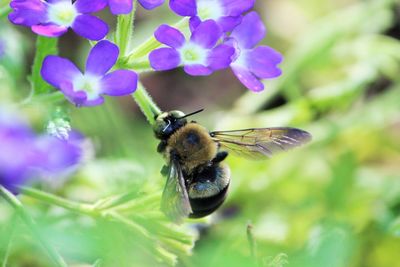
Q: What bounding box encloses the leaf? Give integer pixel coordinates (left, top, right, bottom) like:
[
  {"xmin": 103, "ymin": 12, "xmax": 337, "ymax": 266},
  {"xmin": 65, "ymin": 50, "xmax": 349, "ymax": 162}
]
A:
[{"xmin": 30, "ymin": 36, "xmax": 58, "ymax": 95}]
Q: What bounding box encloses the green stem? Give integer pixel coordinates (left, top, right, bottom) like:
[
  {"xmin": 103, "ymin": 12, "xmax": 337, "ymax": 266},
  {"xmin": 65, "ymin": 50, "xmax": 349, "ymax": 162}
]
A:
[
  {"xmin": 20, "ymin": 187, "xmax": 94, "ymax": 215},
  {"xmin": 0, "ymin": 214, "xmax": 17, "ymax": 267},
  {"xmin": 132, "ymin": 82, "xmax": 162, "ymax": 125},
  {"xmin": 0, "ymin": 186, "xmax": 67, "ymax": 267},
  {"xmin": 123, "ymin": 18, "xmax": 188, "ymax": 65},
  {"xmin": 20, "ymin": 187, "xmax": 176, "ymax": 265},
  {"xmin": 115, "ymin": 0, "xmax": 137, "ymax": 57}
]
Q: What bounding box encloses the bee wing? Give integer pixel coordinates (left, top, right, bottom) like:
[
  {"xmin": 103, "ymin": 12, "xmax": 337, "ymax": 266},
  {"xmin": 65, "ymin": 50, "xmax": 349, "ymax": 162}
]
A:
[
  {"xmin": 161, "ymin": 160, "xmax": 192, "ymax": 223},
  {"xmin": 210, "ymin": 127, "xmax": 312, "ymax": 160}
]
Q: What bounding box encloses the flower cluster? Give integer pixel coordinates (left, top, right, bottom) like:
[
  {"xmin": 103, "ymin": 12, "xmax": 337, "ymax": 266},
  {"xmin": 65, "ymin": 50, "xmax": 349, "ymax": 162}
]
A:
[
  {"xmin": 8, "ymin": 0, "xmax": 167, "ymax": 39},
  {"xmin": 151, "ymin": 1, "xmax": 283, "ymax": 92},
  {"xmin": 8, "ymin": 0, "xmax": 283, "ymax": 106},
  {"xmin": 0, "ymin": 107, "xmax": 82, "ymax": 193}
]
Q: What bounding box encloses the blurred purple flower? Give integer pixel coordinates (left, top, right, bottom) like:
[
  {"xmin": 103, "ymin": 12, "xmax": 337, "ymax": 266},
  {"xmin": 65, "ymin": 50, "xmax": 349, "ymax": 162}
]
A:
[
  {"xmin": 149, "ymin": 20, "xmax": 234, "ymax": 76},
  {"xmin": 108, "ymin": 0, "xmax": 164, "ymax": 14},
  {"xmin": 169, "ymin": 0, "xmax": 255, "ymax": 32},
  {"xmin": 41, "ymin": 40, "xmax": 138, "ymax": 107},
  {"xmin": 0, "ymin": 108, "xmax": 81, "ymax": 193},
  {"xmin": 8, "ymin": 0, "xmax": 108, "ymax": 40},
  {"xmin": 227, "ymin": 12, "xmax": 283, "ymax": 92},
  {"xmin": 0, "ymin": 39, "xmax": 5, "ymax": 59}
]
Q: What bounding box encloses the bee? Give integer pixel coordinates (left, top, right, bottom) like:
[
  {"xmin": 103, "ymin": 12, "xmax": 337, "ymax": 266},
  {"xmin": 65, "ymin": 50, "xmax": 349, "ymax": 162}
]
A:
[{"xmin": 153, "ymin": 109, "xmax": 311, "ymax": 223}]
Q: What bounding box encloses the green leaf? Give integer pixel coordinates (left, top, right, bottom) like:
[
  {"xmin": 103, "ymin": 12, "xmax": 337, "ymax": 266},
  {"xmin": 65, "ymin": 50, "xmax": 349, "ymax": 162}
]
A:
[{"xmin": 30, "ymin": 36, "xmax": 58, "ymax": 95}]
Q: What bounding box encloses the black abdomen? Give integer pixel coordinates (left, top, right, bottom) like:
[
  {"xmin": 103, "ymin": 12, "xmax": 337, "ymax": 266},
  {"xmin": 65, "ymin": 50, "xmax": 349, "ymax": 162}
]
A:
[
  {"xmin": 187, "ymin": 163, "xmax": 230, "ymax": 218},
  {"xmin": 189, "ymin": 185, "xmax": 229, "ymax": 218}
]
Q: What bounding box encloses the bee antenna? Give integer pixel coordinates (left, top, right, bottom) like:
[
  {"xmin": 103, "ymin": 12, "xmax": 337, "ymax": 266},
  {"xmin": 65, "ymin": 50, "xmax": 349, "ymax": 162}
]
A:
[{"xmin": 178, "ymin": 109, "xmax": 204, "ymax": 119}]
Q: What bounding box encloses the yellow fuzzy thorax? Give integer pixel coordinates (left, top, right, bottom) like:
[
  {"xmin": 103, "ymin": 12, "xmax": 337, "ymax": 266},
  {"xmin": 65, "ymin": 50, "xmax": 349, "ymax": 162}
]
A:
[{"xmin": 167, "ymin": 123, "xmax": 218, "ymax": 172}]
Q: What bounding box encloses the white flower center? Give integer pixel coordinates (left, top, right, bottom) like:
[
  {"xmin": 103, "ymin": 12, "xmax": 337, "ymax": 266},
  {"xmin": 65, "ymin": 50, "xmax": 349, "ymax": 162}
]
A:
[
  {"xmin": 179, "ymin": 43, "xmax": 207, "ymax": 65},
  {"xmin": 73, "ymin": 74, "xmax": 101, "ymax": 101},
  {"xmin": 232, "ymin": 49, "xmax": 249, "ymax": 68},
  {"xmin": 47, "ymin": 2, "xmax": 78, "ymax": 27},
  {"xmin": 197, "ymin": 0, "xmax": 223, "ymax": 21}
]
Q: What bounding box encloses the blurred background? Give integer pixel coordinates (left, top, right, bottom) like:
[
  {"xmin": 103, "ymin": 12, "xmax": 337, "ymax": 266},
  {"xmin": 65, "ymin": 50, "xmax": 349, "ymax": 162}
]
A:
[{"xmin": 1, "ymin": 0, "xmax": 400, "ymax": 266}]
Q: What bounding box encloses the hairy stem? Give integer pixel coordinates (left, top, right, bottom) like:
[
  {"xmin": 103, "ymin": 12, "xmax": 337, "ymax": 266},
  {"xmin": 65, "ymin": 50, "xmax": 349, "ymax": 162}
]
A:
[
  {"xmin": 132, "ymin": 82, "xmax": 162, "ymax": 125},
  {"xmin": 123, "ymin": 18, "xmax": 188, "ymax": 66},
  {"xmin": 0, "ymin": 186, "xmax": 67, "ymax": 267},
  {"xmin": 115, "ymin": 0, "xmax": 137, "ymax": 57}
]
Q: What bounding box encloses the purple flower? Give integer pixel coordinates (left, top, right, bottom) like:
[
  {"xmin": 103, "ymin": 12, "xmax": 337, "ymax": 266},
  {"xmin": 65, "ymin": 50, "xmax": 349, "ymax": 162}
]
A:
[
  {"xmin": 0, "ymin": 108, "xmax": 81, "ymax": 193},
  {"xmin": 8, "ymin": 0, "xmax": 109, "ymax": 40},
  {"xmin": 0, "ymin": 39, "xmax": 5, "ymax": 59},
  {"xmin": 227, "ymin": 12, "xmax": 283, "ymax": 92},
  {"xmin": 169, "ymin": 0, "xmax": 255, "ymax": 32},
  {"xmin": 149, "ymin": 20, "xmax": 234, "ymax": 76},
  {"xmin": 41, "ymin": 40, "xmax": 138, "ymax": 107},
  {"xmin": 108, "ymin": 0, "xmax": 164, "ymax": 14}
]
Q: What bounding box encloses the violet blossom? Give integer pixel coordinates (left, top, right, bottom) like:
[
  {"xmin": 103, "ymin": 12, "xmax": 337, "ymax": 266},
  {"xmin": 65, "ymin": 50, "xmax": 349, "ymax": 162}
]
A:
[
  {"xmin": 41, "ymin": 40, "xmax": 138, "ymax": 107},
  {"xmin": 227, "ymin": 12, "xmax": 283, "ymax": 92},
  {"xmin": 0, "ymin": 108, "xmax": 81, "ymax": 193},
  {"xmin": 169, "ymin": 0, "xmax": 255, "ymax": 32},
  {"xmin": 8, "ymin": 0, "xmax": 109, "ymax": 40},
  {"xmin": 149, "ymin": 20, "xmax": 234, "ymax": 76},
  {"xmin": 108, "ymin": 0, "xmax": 165, "ymax": 14}
]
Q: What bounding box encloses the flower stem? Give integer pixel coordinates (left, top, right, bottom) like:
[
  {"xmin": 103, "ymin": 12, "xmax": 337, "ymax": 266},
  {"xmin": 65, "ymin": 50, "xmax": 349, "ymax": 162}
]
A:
[
  {"xmin": 0, "ymin": 186, "xmax": 67, "ymax": 267},
  {"xmin": 132, "ymin": 82, "xmax": 162, "ymax": 125},
  {"xmin": 115, "ymin": 0, "xmax": 137, "ymax": 57},
  {"xmin": 123, "ymin": 17, "xmax": 188, "ymax": 66},
  {"xmin": 20, "ymin": 187, "xmax": 94, "ymax": 215}
]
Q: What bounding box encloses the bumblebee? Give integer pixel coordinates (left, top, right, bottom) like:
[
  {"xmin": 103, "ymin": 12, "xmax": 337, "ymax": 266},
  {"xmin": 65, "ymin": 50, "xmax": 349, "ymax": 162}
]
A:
[{"xmin": 153, "ymin": 109, "xmax": 311, "ymax": 223}]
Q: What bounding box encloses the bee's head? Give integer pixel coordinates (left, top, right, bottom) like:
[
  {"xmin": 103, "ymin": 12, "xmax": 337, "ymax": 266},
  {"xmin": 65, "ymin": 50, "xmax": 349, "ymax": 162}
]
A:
[{"xmin": 153, "ymin": 109, "xmax": 203, "ymax": 139}]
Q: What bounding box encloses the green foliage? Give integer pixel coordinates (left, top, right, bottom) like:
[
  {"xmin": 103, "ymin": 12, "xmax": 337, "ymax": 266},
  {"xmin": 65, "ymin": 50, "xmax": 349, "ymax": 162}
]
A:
[
  {"xmin": 30, "ymin": 36, "xmax": 59, "ymax": 95},
  {"xmin": 1, "ymin": 0, "xmax": 400, "ymax": 266}
]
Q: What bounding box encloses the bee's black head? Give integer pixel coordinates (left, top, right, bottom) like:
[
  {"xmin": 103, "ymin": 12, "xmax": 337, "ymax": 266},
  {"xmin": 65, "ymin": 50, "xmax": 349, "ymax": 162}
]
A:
[{"xmin": 153, "ymin": 109, "xmax": 203, "ymax": 140}]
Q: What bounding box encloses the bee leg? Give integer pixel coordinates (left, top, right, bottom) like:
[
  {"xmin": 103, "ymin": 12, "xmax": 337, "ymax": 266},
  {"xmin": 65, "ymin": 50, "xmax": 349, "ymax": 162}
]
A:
[
  {"xmin": 212, "ymin": 151, "xmax": 228, "ymax": 164},
  {"xmin": 160, "ymin": 165, "xmax": 169, "ymax": 176},
  {"xmin": 157, "ymin": 140, "xmax": 168, "ymax": 153}
]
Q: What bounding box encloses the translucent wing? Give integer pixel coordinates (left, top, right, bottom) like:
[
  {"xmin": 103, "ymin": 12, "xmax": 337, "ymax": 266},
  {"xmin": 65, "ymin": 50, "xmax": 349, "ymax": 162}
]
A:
[
  {"xmin": 160, "ymin": 160, "xmax": 192, "ymax": 223},
  {"xmin": 210, "ymin": 127, "xmax": 312, "ymax": 160}
]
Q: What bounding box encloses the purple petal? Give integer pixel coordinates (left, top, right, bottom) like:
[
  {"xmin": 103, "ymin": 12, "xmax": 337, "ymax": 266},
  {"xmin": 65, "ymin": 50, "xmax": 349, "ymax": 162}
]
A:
[
  {"xmin": 8, "ymin": 0, "xmax": 47, "ymax": 26},
  {"xmin": 35, "ymin": 136, "xmax": 81, "ymax": 173},
  {"xmin": 246, "ymin": 46, "xmax": 283, "ymax": 78},
  {"xmin": 31, "ymin": 24, "xmax": 68, "ymax": 37},
  {"xmin": 101, "ymin": 70, "xmax": 138, "ymax": 96},
  {"xmin": 74, "ymin": 0, "xmax": 107, "ymax": 13},
  {"xmin": 221, "ymin": 0, "xmax": 255, "ymax": 16},
  {"xmin": 108, "ymin": 0, "xmax": 133, "ymax": 14},
  {"xmin": 138, "ymin": 0, "xmax": 164, "ymax": 10},
  {"xmin": 230, "ymin": 11, "xmax": 266, "ymax": 49},
  {"xmin": 59, "ymin": 82, "xmax": 88, "ymax": 106},
  {"xmin": 217, "ymin": 16, "xmax": 242, "ymax": 32},
  {"xmin": 207, "ymin": 44, "xmax": 234, "ymax": 70},
  {"xmin": 189, "ymin": 16, "xmax": 201, "ymax": 32},
  {"xmin": 154, "ymin": 25, "xmax": 185, "ymax": 49},
  {"xmin": 41, "ymin": 56, "xmax": 82, "ymax": 88},
  {"xmin": 184, "ymin": 64, "xmax": 212, "ymax": 76},
  {"xmin": 169, "ymin": 0, "xmax": 197, "ymax": 16},
  {"xmin": 72, "ymin": 14, "xmax": 108, "ymax": 41},
  {"xmin": 190, "ymin": 20, "xmax": 222, "ymax": 49},
  {"xmin": 149, "ymin": 48, "xmax": 181, "ymax": 71},
  {"xmin": 86, "ymin": 40, "xmax": 119, "ymax": 75},
  {"xmin": 231, "ymin": 65, "xmax": 264, "ymax": 92}
]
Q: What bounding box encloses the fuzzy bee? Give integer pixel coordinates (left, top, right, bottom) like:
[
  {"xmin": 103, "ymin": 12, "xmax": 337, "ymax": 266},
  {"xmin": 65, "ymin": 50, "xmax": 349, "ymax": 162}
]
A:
[{"xmin": 153, "ymin": 109, "xmax": 311, "ymax": 223}]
